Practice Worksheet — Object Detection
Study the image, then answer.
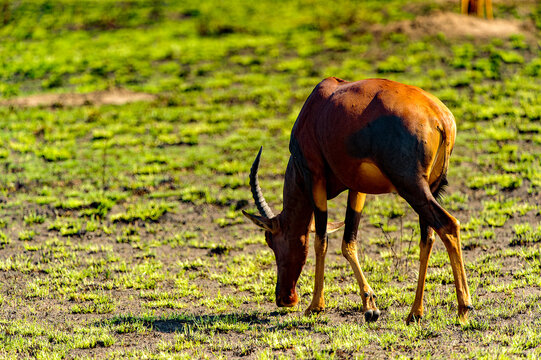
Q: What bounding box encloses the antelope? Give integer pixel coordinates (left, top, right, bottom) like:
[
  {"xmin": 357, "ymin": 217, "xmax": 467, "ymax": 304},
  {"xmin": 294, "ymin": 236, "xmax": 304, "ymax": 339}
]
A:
[{"xmin": 243, "ymin": 77, "xmax": 472, "ymax": 324}]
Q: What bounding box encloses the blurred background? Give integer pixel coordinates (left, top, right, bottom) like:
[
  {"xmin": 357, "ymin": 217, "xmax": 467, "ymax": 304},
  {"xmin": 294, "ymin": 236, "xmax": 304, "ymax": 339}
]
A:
[{"xmin": 0, "ymin": 0, "xmax": 539, "ymax": 204}]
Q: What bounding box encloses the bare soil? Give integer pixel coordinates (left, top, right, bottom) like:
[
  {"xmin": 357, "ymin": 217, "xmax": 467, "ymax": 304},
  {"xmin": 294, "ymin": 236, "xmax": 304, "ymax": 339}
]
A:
[
  {"xmin": 374, "ymin": 12, "xmax": 536, "ymax": 40},
  {"xmin": 0, "ymin": 88, "xmax": 156, "ymax": 108},
  {"xmin": 1, "ymin": 180, "xmax": 539, "ymax": 358}
]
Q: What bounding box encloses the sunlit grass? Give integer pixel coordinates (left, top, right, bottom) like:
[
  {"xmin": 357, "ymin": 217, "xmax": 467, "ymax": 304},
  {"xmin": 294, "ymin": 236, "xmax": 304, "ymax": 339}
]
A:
[{"xmin": 0, "ymin": 0, "xmax": 540, "ymax": 358}]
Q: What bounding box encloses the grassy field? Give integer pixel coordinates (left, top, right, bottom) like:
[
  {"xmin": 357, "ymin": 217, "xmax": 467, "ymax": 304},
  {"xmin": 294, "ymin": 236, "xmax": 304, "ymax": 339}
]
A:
[{"xmin": 0, "ymin": 0, "xmax": 540, "ymax": 358}]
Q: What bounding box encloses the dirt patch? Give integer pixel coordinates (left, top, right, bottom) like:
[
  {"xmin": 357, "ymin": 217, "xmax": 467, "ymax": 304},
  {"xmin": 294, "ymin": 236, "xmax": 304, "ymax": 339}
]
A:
[
  {"xmin": 0, "ymin": 88, "xmax": 156, "ymax": 108},
  {"xmin": 374, "ymin": 12, "xmax": 535, "ymax": 40}
]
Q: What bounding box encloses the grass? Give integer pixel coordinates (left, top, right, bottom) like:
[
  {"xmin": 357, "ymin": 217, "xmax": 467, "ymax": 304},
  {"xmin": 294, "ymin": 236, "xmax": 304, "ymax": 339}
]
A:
[{"xmin": 0, "ymin": 0, "xmax": 540, "ymax": 358}]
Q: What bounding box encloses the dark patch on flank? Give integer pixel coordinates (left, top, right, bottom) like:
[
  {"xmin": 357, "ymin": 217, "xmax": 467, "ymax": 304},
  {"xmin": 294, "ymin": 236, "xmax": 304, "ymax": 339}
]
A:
[
  {"xmin": 347, "ymin": 114, "xmax": 429, "ymax": 189},
  {"xmin": 347, "ymin": 115, "xmax": 425, "ymax": 170}
]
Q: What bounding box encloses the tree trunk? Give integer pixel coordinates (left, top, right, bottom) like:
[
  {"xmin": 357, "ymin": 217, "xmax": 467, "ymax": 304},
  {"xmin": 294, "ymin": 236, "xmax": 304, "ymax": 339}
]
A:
[
  {"xmin": 467, "ymin": 0, "xmax": 480, "ymax": 15},
  {"xmin": 461, "ymin": 0, "xmax": 493, "ymax": 19},
  {"xmin": 1, "ymin": 1, "xmax": 10, "ymax": 26}
]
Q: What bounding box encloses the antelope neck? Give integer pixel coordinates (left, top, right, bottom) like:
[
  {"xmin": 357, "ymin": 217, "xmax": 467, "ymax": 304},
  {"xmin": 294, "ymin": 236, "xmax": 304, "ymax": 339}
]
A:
[{"xmin": 279, "ymin": 158, "xmax": 313, "ymax": 239}]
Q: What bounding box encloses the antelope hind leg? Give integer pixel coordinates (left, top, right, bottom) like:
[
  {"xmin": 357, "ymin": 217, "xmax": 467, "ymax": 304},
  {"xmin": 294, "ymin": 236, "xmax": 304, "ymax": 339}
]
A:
[{"xmin": 406, "ymin": 219, "xmax": 435, "ymax": 324}]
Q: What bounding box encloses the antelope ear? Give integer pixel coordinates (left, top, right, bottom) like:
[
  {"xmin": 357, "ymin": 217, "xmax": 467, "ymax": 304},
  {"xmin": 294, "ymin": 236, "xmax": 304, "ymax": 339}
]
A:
[
  {"xmin": 308, "ymin": 220, "xmax": 345, "ymax": 234},
  {"xmin": 242, "ymin": 210, "xmax": 277, "ymax": 233}
]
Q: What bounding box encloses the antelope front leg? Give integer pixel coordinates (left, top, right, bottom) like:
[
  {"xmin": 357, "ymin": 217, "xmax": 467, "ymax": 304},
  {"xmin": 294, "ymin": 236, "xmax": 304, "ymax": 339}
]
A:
[
  {"xmin": 342, "ymin": 239, "xmax": 380, "ymax": 322},
  {"xmin": 342, "ymin": 191, "xmax": 380, "ymax": 322},
  {"xmin": 305, "ymin": 231, "xmax": 328, "ymax": 314},
  {"xmin": 306, "ymin": 180, "xmax": 328, "ymax": 314}
]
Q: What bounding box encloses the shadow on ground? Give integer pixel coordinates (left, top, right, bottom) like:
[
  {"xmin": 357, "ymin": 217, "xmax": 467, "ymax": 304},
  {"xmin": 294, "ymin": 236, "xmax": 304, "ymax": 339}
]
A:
[{"xmin": 95, "ymin": 311, "xmax": 292, "ymax": 333}]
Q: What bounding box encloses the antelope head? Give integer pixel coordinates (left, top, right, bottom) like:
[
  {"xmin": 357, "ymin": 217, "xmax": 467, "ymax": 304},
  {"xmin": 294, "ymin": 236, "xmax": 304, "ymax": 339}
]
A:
[{"xmin": 243, "ymin": 147, "xmax": 343, "ymax": 307}]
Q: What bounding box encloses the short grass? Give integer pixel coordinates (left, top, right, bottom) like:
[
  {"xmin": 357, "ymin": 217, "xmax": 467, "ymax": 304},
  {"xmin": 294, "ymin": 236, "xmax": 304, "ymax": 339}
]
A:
[{"xmin": 0, "ymin": 0, "xmax": 540, "ymax": 358}]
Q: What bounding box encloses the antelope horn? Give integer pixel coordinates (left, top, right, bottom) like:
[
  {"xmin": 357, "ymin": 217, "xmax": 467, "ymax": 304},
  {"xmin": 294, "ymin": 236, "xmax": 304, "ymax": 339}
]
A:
[{"xmin": 249, "ymin": 147, "xmax": 275, "ymax": 218}]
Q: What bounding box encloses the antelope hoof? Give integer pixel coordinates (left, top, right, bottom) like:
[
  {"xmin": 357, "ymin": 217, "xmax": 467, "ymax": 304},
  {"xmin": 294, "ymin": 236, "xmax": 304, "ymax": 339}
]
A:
[
  {"xmin": 458, "ymin": 304, "xmax": 473, "ymax": 324},
  {"xmin": 364, "ymin": 309, "xmax": 381, "ymax": 323},
  {"xmin": 406, "ymin": 313, "xmax": 422, "ymax": 325},
  {"xmin": 362, "ymin": 291, "xmax": 379, "ymax": 322},
  {"xmin": 304, "ymin": 306, "xmax": 325, "ymax": 316}
]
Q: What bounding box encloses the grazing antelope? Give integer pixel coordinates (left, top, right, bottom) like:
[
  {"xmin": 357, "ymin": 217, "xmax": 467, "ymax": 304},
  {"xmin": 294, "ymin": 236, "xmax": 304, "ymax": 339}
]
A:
[{"xmin": 243, "ymin": 77, "xmax": 472, "ymax": 324}]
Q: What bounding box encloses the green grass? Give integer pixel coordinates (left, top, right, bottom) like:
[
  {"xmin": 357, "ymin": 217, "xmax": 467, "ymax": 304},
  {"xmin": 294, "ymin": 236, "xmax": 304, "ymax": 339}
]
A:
[{"xmin": 0, "ymin": 0, "xmax": 540, "ymax": 358}]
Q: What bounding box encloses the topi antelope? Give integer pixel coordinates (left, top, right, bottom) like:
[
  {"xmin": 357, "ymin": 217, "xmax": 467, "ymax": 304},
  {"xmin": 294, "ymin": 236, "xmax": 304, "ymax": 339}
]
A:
[{"xmin": 243, "ymin": 77, "xmax": 472, "ymax": 324}]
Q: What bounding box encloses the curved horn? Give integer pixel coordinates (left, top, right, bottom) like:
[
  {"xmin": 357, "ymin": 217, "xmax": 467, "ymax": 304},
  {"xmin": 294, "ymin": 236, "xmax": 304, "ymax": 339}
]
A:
[{"xmin": 249, "ymin": 147, "xmax": 275, "ymax": 218}]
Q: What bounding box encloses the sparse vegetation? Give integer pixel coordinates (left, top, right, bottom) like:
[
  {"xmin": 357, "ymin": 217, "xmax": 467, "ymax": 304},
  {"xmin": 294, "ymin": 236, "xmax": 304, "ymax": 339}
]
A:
[{"xmin": 0, "ymin": 0, "xmax": 540, "ymax": 358}]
